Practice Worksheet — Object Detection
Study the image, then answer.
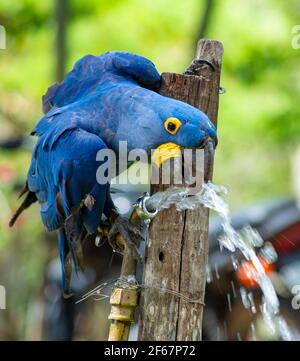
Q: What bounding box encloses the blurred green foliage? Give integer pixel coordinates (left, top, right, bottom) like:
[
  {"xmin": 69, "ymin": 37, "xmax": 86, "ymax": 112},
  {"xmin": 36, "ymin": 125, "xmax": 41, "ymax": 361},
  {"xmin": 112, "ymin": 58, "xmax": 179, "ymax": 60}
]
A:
[{"xmin": 0, "ymin": 0, "xmax": 299, "ymax": 339}]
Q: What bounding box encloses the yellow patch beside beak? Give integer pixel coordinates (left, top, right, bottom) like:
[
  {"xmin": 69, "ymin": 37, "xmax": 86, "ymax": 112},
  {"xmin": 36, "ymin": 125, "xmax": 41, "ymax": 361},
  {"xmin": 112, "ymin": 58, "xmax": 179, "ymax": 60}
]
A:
[{"xmin": 152, "ymin": 142, "xmax": 182, "ymax": 167}]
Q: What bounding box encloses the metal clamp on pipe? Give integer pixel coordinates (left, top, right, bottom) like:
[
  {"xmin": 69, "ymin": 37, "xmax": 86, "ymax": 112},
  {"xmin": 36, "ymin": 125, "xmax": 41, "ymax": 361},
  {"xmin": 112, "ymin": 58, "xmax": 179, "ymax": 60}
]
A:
[{"xmin": 133, "ymin": 192, "xmax": 158, "ymax": 224}]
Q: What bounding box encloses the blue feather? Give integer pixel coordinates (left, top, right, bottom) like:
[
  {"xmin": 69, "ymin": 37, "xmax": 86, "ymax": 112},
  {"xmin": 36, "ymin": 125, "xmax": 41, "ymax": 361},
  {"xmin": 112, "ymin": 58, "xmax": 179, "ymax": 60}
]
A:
[{"xmin": 21, "ymin": 51, "xmax": 217, "ymax": 292}]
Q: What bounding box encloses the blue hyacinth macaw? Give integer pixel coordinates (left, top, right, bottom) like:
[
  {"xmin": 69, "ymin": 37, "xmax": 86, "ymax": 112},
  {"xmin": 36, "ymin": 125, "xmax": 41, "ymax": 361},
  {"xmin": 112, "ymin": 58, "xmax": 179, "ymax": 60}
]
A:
[{"xmin": 10, "ymin": 52, "xmax": 217, "ymax": 296}]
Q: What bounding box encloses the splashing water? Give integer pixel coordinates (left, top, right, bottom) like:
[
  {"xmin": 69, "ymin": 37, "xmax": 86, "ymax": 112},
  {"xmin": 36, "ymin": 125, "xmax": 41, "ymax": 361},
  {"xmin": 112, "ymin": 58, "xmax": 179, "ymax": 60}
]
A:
[
  {"xmin": 145, "ymin": 182, "xmax": 292, "ymax": 341},
  {"xmin": 250, "ymin": 322, "xmax": 257, "ymax": 341}
]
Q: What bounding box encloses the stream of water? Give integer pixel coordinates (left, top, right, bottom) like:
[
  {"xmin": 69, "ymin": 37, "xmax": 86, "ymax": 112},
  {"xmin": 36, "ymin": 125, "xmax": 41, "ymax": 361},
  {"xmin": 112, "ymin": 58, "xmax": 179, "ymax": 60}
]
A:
[{"xmin": 145, "ymin": 182, "xmax": 293, "ymax": 341}]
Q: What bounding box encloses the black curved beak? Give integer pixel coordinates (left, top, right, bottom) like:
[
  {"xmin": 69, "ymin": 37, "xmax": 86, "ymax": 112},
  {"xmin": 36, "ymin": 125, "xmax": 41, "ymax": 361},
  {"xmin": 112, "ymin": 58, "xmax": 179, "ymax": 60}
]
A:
[
  {"xmin": 199, "ymin": 135, "xmax": 217, "ymax": 150},
  {"xmin": 203, "ymin": 139, "xmax": 215, "ymax": 182}
]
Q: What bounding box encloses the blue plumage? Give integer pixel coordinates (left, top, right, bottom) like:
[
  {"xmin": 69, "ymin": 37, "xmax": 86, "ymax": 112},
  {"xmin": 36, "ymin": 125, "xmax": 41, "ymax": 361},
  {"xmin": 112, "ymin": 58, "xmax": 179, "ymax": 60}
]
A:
[{"xmin": 10, "ymin": 52, "xmax": 217, "ymax": 295}]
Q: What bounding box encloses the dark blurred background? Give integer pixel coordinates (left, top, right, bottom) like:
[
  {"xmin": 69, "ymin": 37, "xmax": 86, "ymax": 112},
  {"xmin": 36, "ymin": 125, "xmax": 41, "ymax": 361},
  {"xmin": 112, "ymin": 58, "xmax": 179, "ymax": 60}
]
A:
[{"xmin": 0, "ymin": 0, "xmax": 300, "ymax": 340}]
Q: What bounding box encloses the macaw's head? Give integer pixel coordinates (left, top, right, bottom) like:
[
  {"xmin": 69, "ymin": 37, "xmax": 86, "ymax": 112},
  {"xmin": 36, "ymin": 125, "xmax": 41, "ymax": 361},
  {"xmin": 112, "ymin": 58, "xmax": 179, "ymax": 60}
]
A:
[
  {"xmin": 154, "ymin": 98, "xmax": 217, "ymax": 166},
  {"xmin": 116, "ymin": 92, "xmax": 217, "ymax": 167}
]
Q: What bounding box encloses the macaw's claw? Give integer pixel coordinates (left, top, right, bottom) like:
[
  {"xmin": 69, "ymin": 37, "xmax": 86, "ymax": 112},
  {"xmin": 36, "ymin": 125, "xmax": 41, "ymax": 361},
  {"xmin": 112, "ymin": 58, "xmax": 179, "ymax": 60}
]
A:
[
  {"xmin": 107, "ymin": 215, "xmax": 143, "ymax": 262},
  {"xmin": 183, "ymin": 58, "xmax": 215, "ymax": 75}
]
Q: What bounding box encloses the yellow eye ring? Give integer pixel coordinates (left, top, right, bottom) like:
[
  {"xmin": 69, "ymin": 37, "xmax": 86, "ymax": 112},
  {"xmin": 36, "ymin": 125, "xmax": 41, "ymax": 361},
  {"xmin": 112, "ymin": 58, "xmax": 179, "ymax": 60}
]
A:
[{"xmin": 164, "ymin": 117, "xmax": 182, "ymax": 135}]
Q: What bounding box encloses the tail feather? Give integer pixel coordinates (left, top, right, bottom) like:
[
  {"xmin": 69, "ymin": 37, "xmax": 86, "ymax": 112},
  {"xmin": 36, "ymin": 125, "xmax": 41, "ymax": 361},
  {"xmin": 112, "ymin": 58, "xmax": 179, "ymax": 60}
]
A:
[
  {"xmin": 18, "ymin": 183, "xmax": 30, "ymax": 199},
  {"xmin": 58, "ymin": 228, "xmax": 75, "ymax": 298},
  {"xmin": 64, "ymin": 206, "xmax": 85, "ymax": 274},
  {"xmin": 9, "ymin": 186, "xmax": 37, "ymax": 227}
]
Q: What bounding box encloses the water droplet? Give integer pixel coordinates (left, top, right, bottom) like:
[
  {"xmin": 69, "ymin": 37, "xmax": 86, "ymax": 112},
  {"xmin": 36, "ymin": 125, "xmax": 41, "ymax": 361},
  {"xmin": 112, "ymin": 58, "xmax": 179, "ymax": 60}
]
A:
[
  {"xmin": 260, "ymin": 241, "xmax": 278, "ymax": 263},
  {"xmin": 240, "ymin": 287, "xmax": 250, "ymax": 309},
  {"xmin": 250, "ymin": 322, "xmax": 256, "ymax": 341},
  {"xmin": 248, "ymin": 292, "xmax": 256, "ymax": 314},
  {"xmin": 227, "ymin": 293, "xmax": 232, "ymax": 312},
  {"xmin": 214, "ymin": 263, "xmax": 220, "ymax": 279},
  {"xmin": 231, "ymin": 255, "xmax": 239, "ymax": 270},
  {"xmin": 206, "ymin": 264, "xmax": 212, "ymax": 284},
  {"xmin": 231, "ymin": 281, "xmax": 237, "ymax": 298}
]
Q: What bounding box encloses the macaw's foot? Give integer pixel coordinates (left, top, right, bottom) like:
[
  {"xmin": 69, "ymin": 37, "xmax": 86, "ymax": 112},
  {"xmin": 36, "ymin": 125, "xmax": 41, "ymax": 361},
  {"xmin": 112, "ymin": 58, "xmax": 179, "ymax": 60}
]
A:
[
  {"xmin": 107, "ymin": 215, "xmax": 143, "ymax": 262},
  {"xmin": 183, "ymin": 58, "xmax": 215, "ymax": 75}
]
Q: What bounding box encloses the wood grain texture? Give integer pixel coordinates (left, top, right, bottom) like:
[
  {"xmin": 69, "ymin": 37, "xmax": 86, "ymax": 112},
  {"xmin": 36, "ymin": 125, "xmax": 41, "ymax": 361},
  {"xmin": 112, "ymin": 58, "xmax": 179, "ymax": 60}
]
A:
[{"xmin": 138, "ymin": 39, "xmax": 223, "ymax": 341}]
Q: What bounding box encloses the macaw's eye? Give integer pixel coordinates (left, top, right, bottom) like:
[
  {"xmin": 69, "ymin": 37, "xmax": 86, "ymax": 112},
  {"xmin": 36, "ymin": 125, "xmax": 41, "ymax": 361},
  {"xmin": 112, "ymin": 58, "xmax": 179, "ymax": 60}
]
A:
[
  {"xmin": 164, "ymin": 117, "xmax": 182, "ymax": 135},
  {"xmin": 167, "ymin": 122, "xmax": 176, "ymax": 132}
]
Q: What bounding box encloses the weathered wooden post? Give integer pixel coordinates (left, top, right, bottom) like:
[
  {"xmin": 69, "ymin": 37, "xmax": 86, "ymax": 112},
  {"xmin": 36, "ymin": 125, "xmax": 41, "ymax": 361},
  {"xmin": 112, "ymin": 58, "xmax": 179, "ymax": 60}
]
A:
[{"xmin": 138, "ymin": 39, "xmax": 223, "ymax": 341}]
